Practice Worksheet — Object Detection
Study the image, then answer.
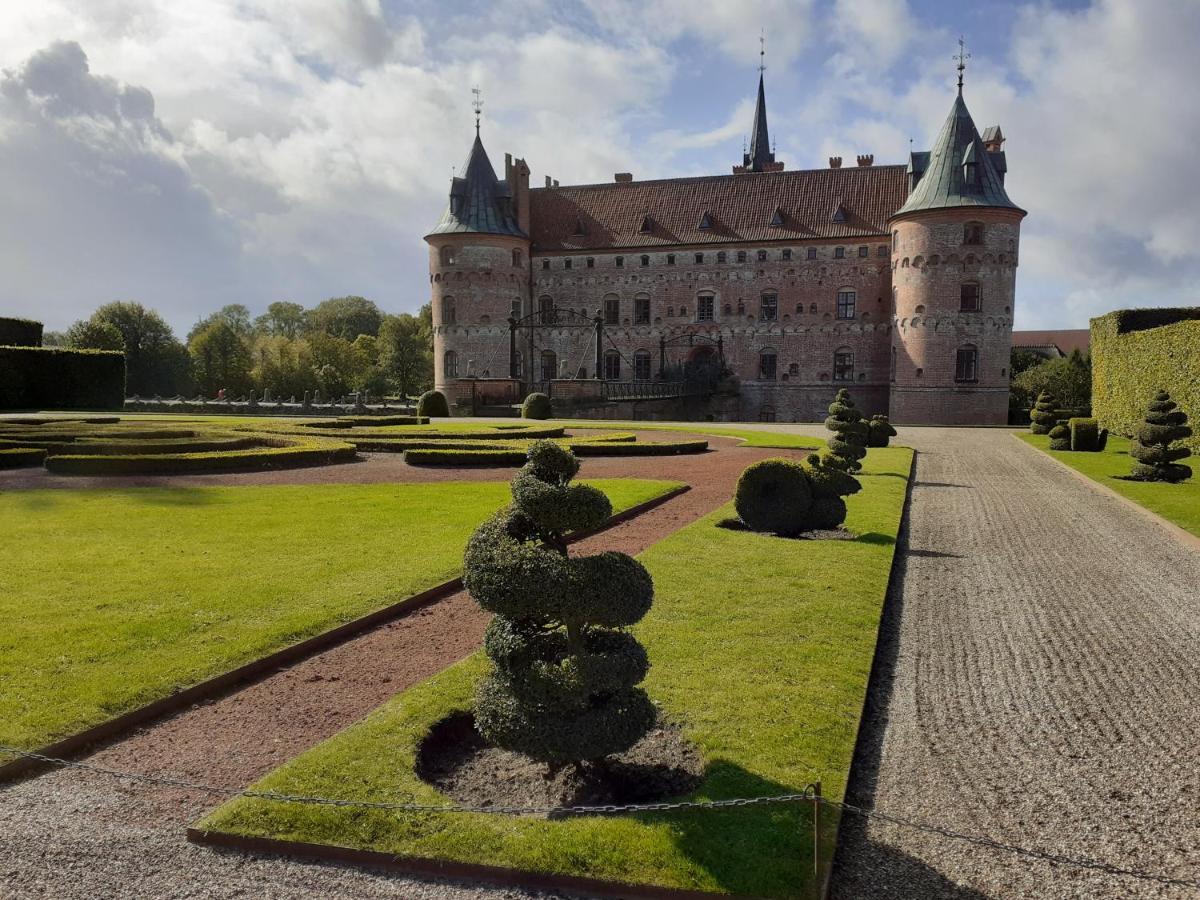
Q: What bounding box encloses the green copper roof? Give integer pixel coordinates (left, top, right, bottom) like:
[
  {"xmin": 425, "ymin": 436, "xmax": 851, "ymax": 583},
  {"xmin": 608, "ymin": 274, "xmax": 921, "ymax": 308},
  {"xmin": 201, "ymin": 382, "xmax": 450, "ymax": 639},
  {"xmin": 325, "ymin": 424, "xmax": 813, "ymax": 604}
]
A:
[
  {"xmin": 892, "ymin": 93, "xmax": 1023, "ymax": 219},
  {"xmin": 427, "ymin": 133, "xmax": 526, "ymax": 238}
]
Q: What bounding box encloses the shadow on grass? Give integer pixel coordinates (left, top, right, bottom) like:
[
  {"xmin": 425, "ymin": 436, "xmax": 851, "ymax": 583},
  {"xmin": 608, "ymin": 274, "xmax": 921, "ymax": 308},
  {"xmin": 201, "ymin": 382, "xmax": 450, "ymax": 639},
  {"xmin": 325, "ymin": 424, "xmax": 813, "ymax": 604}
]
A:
[{"xmin": 854, "ymin": 532, "xmax": 895, "ymax": 546}]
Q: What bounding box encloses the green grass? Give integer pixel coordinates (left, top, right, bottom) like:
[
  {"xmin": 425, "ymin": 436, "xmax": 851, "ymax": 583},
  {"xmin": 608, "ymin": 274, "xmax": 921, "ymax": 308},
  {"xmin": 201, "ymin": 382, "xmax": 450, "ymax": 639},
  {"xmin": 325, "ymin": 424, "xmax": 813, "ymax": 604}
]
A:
[
  {"xmin": 553, "ymin": 419, "xmax": 825, "ymax": 450},
  {"xmin": 199, "ymin": 447, "xmax": 913, "ymax": 898},
  {"xmin": 1018, "ymin": 433, "xmax": 1200, "ymax": 537},
  {"xmin": 0, "ymin": 478, "xmax": 678, "ymax": 750}
]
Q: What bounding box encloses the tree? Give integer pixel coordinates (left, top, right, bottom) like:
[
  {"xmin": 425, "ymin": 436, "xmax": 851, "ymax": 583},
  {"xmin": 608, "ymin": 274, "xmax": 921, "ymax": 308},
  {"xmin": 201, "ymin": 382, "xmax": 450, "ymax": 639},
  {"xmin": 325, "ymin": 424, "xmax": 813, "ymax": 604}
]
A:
[
  {"xmin": 307, "ymin": 332, "xmax": 366, "ymax": 398},
  {"xmin": 463, "ymin": 441, "xmax": 655, "ymax": 770},
  {"xmin": 65, "ymin": 319, "xmax": 125, "ymax": 351},
  {"xmin": 79, "ymin": 302, "xmax": 190, "ymax": 396},
  {"xmin": 249, "ymin": 334, "xmax": 315, "ymax": 399},
  {"xmin": 305, "ymin": 296, "xmax": 382, "ymax": 340},
  {"xmin": 1029, "ymin": 391, "xmax": 1058, "ymax": 434},
  {"xmin": 1010, "ymin": 348, "xmax": 1044, "ymax": 379},
  {"xmin": 867, "ymin": 415, "xmax": 897, "ymax": 448},
  {"xmin": 378, "ymin": 313, "xmax": 432, "ymax": 397},
  {"xmin": 255, "ymin": 301, "xmax": 307, "ymax": 339},
  {"xmin": 1013, "ymin": 353, "xmax": 1091, "ymax": 413},
  {"xmin": 187, "ymin": 304, "xmax": 253, "ymax": 343},
  {"xmin": 189, "ymin": 320, "xmax": 253, "ymax": 397},
  {"xmin": 824, "ymin": 389, "xmax": 869, "ymax": 473},
  {"xmin": 1130, "ymin": 390, "xmax": 1192, "ymax": 482}
]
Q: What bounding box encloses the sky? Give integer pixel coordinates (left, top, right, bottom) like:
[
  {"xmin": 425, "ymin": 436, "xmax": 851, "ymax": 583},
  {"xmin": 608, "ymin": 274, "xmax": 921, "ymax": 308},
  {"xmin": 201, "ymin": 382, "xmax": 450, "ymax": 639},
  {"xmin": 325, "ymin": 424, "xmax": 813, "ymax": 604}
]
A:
[{"xmin": 0, "ymin": 0, "xmax": 1196, "ymax": 335}]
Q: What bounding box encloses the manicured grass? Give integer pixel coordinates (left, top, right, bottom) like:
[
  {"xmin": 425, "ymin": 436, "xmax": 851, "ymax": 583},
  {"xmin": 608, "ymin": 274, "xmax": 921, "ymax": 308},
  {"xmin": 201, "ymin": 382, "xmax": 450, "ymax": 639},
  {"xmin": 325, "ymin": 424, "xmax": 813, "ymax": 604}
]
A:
[
  {"xmin": 1018, "ymin": 433, "xmax": 1200, "ymax": 537},
  {"xmin": 554, "ymin": 419, "xmax": 825, "ymax": 450},
  {"xmin": 199, "ymin": 447, "xmax": 913, "ymax": 898},
  {"xmin": 0, "ymin": 478, "xmax": 678, "ymax": 750}
]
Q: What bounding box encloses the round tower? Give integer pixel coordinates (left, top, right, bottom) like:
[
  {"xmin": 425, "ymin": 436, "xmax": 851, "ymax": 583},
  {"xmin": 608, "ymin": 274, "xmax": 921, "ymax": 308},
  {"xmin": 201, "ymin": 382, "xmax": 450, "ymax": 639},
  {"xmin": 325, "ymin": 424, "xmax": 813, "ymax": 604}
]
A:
[
  {"xmin": 426, "ymin": 131, "xmax": 530, "ymax": 393},
  {"xmin": 889, "ymin": 89, "xmax": 1025, "ymax": 425}
]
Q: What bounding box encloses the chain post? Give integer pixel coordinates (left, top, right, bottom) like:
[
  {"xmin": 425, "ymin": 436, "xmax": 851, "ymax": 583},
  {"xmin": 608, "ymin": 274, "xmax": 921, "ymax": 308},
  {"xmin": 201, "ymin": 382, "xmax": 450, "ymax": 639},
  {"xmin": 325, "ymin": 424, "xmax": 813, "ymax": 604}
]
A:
[{"xmin": 811, "ymin": 781, "xmax": 822, "ymax": 900}]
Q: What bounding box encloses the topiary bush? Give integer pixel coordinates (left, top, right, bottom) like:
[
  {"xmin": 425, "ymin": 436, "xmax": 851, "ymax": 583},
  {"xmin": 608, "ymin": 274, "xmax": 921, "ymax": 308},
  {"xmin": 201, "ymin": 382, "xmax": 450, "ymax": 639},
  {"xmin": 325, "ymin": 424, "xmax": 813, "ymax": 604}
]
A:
[
  {"xmin": 463, "ymin": 440, "xmax": 655, "ymax": 769},
  {"xmin": 1029, "ymin": 391, "xmax": 1057, "ymax": 435},
  {"xmin": 1048, "ymin": 421, "xmax": 1071, "ymax": 451},
  {"xmin": 416, "ymin": 390, "xmax": 449, "ymax": 418},
  {"xmin": 521, "ymin": 392, "xmax": 553, "ymax": 420},
  {"xmin": 824, "ymin": 389, "xmax": 869, "ymax": 473},
  {"xmin": 1129, "ymin": 390, "xmax": 1192, "ymax": 482},
  {"xmin": 734, "ymin": 458, "xmax": 813, "ymax": 536},
  {"xmin": 1068, "ymin": 417, "xmax": 1101, "ymax": 452},
  {"xmin": 800, "ymin": 452, "xmax": 862, "ymax": 529},
  {"xmin": 866, "ymin": 414, "xmax": 897, "ymax": 448}
]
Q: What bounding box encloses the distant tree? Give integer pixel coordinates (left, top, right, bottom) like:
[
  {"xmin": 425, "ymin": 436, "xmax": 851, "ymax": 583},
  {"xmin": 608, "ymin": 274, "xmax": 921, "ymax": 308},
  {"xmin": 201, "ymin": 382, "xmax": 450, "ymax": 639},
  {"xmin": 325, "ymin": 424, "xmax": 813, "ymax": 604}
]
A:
[
  {"xmin": 255, "ymin": 301, "xmax": 307, "ymax": 339},
  {"xmin": 65, "ymin": 319, "xmax": 125, "ymax": 351},
  {"xmin": 187, "ymin": 304, "xmax": 253, "ymax": 343},
  {"xmin": 305, "ymin": 296, "xmax": 382, "ymax": 340},
  {"xmin": 249, "ymin": 334, "xmax": 316, "ymax": 399},
  {"xmin": 1013, "ymin": 352, "xmax": 1091, "ymax": 413},
  {"xmin": 189, "ymin": 320, "xmax": 253, "ymax": 397},
  {"xmin": 79, "ymin": 302, "xmax": 190, "ymax": 396},
  {"xmin": 41, "ymin": 330, "xmax": 67, "ymax": 347},
  {"xmin": 1009, "ymin": 349, "xmax": 1044, "ymax": 379},
  {"xmin": 378, "ymin": 313, "xmax": 433, "ymax": 397}
]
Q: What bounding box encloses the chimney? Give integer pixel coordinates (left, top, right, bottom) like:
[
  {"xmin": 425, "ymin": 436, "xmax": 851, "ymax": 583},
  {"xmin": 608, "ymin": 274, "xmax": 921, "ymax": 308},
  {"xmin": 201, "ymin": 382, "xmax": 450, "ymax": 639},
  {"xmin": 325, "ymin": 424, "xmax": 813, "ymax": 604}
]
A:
[
  {"xmin": 856, "ymin": 154, "xmax": 874, "ymax": 167},
  {"xmin": 982, "ymin": 125, "xmax": 1005, "ymax": 153},
  {"xmin": 614, "ymin": 172, "xmax": 633, "ymax": 183},
  {"xmin": 553, "ymin": 179, "xmax": 559, "ymax": 188},
  {"xmin": 544, "ymin": 175, "xmax": 552, "ymax": 188},
  {"xmin": 506, "ymin": 155, "xmax": 531, "ymax": 233},
  {"xmin": 829, "ymin": 156, "xmax": 842, "ymax": 169}
]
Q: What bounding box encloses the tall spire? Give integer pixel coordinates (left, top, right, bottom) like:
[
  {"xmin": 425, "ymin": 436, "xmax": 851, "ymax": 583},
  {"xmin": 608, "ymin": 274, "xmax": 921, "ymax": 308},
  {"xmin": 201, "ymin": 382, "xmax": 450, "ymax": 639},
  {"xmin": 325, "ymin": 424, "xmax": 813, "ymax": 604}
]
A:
[
  {"xmin": 425, "ymin": 121, "xmax": 525, "ymax": 238},
  {"xmin": 735, "ymin": 34, "xmax": 783, "ymax": 174}
]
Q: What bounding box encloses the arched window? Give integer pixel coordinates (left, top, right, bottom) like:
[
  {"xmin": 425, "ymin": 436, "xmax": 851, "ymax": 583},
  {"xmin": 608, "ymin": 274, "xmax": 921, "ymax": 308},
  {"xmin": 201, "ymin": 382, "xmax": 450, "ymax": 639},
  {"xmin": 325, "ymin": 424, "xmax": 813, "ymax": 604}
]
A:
[
  {"xmin": 696, "ymin": 292, "xmax": 715, "ymax": 321},
  {"xmin": 604, "ymin": 294, "xmax": 620, "ymax": 325},
  {"xmin": 960, "ymin": 282, "xmax": 981, "ymax": 311},
  {"xmin": 442, "ymin": 296, "xmax": 456, "ymax": 324},
  {"xmin": 955, "ymin": 344, "xmax": 979, "ymax": 382},
  {"xmin": 757, "ymin": 249, "xmax": 768, "ymax": 262},
  {"xmin": 758, "ymin": 349, "xmax": 778, "ymax": 381},
  {"xmin": 836, "ymin": 288, "xmax": 856, "ymax": 319},
  {"xmin": 634, "ymin": 349, "xmax": 652, "ymax": 381},
  {"xmin": 634, "ymin": 293, "xmax": 650, "ymax": 324},
  {"xmin": 737, "ymin": 299, "xmax": 746, "ymax": 315},
  {"xmin": 737, "ymin": 250, "xmax": 747, "ymax": 263},
  {"xmin": 809, "ymin": 303, "xmax": 818, "ymax": 314},
  {"xmin": 443, "ymin": 349, "xmax": 458, "ymax": 378},
  {"xmin": 788, "ymin": 362, "xmax": 799, "ymax": 376},
  {"xmin": 440, "ymin": 245, "xmax": 455, "ymax": 266},
  {"xmin": 603, "ymin": 349, "xmax": 621, "ymax": 380},
  {"xmin": 834, "ymin": 348, "xmax": 854, "ymax": 382},
  {"xmin": 540, "ymin": 350, "xmax": 557, "ymax": 382},
  {"xmin": 512, "ymin": 248, "xmax": 522, "ymax": 267},
  {"xmin": 538, "ymin": 295, "xmax": 555, "ymax": 324},
  {"xmin": 760, "ymin": 291, "xmax": 778, "ymax": 321},
  {"xmin": 640, "ymin": 254, "xmax": 650, "ymax": 267},
  {"xmin": 964, "ymin": 222, "xmax": 984, "ymax": 245},
  {"xmin": 717, "ymin": 251, "xmax": 727, "ymax": 264}
]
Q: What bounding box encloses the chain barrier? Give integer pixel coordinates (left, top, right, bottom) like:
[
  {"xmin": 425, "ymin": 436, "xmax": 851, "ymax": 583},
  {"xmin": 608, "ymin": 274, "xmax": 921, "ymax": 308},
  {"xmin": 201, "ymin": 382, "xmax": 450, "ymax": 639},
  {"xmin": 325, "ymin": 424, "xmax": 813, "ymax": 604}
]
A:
[{"xmin": 2, "ymin": 744, "xmax": 1197, "ymax": 890}]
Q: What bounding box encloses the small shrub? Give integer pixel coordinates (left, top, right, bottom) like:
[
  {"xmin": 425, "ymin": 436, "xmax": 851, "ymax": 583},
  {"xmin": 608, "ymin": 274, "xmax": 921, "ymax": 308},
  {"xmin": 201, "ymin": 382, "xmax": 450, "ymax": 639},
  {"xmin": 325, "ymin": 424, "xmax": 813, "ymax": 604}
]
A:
[
  {"xmin": 824, "ymin": 389, "xmax": 869, "ymax": 472},
  {"xmin": 1068, "ymin": 417, "xmax": 1101, "ymax": 452},
  {"xmin": 1048, "ymin": 421, "xmax": 1071, "ymax": 451},
  {"xmin": 521, "ymin": 392, "xmax": 553, "ymax": 419},
  {"xmin": 463, "ymin": 441, "xmax": 655, "ymax": 768},
  {"xmin": 734, "ymin": 458, "xmax": 813, "ymax": 536},
  {"xmin": 866, "ymin": 414, "xmax": 897, "ymax": 448},
  {"xmin": 1029, "ymin": 391, "xmax": 1057, "ymax": 435},
  {"xmin": 416, "ymin": 390, "xmax": 449, "ymax": 418},
  {"xmin": 1129, "ymin": 390, "xmax": 1192, "ymax": 482}
]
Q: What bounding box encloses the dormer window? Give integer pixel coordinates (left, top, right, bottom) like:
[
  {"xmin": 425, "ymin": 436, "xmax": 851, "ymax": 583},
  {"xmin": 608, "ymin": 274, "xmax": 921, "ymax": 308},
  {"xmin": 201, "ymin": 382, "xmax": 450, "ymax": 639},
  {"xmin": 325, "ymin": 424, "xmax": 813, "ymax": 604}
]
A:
[
  {"xmin": 831, "ymin": 203, "xmax": 847, "ymax": 223},
  {"xmin": 770, "ymin": 207, "xmax": 785, "ymax": 227},
  {"xmin": 573, "ymin": 217, "xmax": 587, "ymax": 236},
  {"xmin": 962, "ymin": 143, "xmax": 979, "ymax": 184},
  {"xmin": 639, "ymin": 215, "xmax": 654, "ymax": 233},
  {"xmin": 699, "ymin": 212, "xmax": 714, "ymax": 230}
]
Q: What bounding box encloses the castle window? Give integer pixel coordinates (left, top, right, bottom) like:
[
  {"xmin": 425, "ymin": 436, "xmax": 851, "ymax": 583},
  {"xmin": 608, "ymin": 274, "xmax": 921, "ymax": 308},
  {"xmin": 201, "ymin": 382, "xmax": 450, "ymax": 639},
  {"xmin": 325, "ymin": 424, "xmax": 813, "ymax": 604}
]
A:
[
  {"xmin": 696, "ymin": 292, "xmax": 715, "ymax": 322},
  {"xmin": 540, "ymin": 350, "xmax": 557, "ymax": 381},
  {"xmin": 757, "ymin": 249, "xmax": 768, "ymax": 262},
  {"xmin": 737, "ymin": 299, "xmax": 746, "ymax": 315},
  {"xmin": 513, "ymin": 351, "xmax": 524, "ymax": 378},
  {"xmin": 634, "ymin": 350, "xmax": 652, "ymax": 381},
  {"xmin": 603, "ymin": 349, "xmax": 621, "ymax": 380},
  {"xmin": 441, "ymin": 297, "xmax": 456, "ymax": 325},
  {"xmin": 759, "ymin": 349, "xmax": 778, "ymax": 381},
  {"xmin": 723, "ymin": 303, "xmax": 732, "ymax": 315},
  {"xmin": 960, "ymin": 282, "xmax": 981, "ymax": 311},
  {"xmin": 695, "ymin": 252, "xmax": 704, "ymax": 264},
  {"xmin": 604, "ymin": 294, "xmax": 620, "ymax": 325},
  {"xmin": 858, "ymin": 245, "xmax": 869, "ymax": 258},
  {"xmin": 510, "ymin": 299, "xmax": 521, "ymax": 320},
  {"xmin": 587, "ymin": 257, "xmax": 595, "ymax": 268},
  {"xmin": 717, "ymin": 251, "xmax": 727, "ymax": 263},
  {"xmin": 640, "ymin": 255, "xmax": 650, "ymax": 267},
  {"xmin": 440, "ymin": 246, "xmax": 456, "ymax": 266},
  {"xmin": 789, "ymin": 362, "xmax": 799, "ymax": 376},
  {"xmin": 964, "ymin": 222, "xmax": 984, "ymax": 245},
  {"xmin": 679, "ymin": 305, "xmax": 688, "ymax": 317},
  {"xmin": 634, "ymin": 294, "xmax": 650, "ymax": 324},
  {"xmin": 833, "ymin": 348, "xmax": 854, "ymax": 382},
  {"xmin": 836, "ymin": 289, "xmax": 857, "ymax": 319},
  {"xmin": 955, "ymin": 344, "xmax": 979, "ymax": 382},
  {"xmin": 538, "ymin": 295, "xmax": 555, "ymax": 324},
  {"xmin": 892, "ymin": 230, "xmax": 899, "ymax": 252},
  {"xmin": 616, "ymin": 256, "xmax": 624, "ymax": 268},
  {"xmin": 542, "ymin": 259, "xmax": 550, "ymax": 270},
  {"xmin": 878, "ymin": 245, "xmax": 888, "ymax": 257},
  {"xmin": 667, "ymin": 254, "xmax": 676, "ymax": 265},
  {"xmin": 835, "ymin": 246, "xmax": 845, "ymax": 259},
  {"xmin": 667, "ymin": 306, "xmax": 674, "ymax": 317},
  {"xmin": 737, "ymin": 250, "xmax": 747, "ymax": 263},
  {"xmin": 760, "ymin": 292, "xmax": 778, "ymax": 321},
  {"xmin": 795, "ymin": 302, "xmax": 804, "ymax": 314},
  {"xmin": 564, "ymin": 258, "xmax": 573, "ymax": 269},
  {"xmin": 810, "ymin": 303, "xmax": 818, "ymax": 314},
  {"xmin": 512, "ymin": 249, "xmax": 522, "ymax": 267},
  {"xmin": 808, "ymin": 247, "xmax": 818, "ymax": 260},
  {"xmin": 782, "ymin": 248, "xmax": 792, "ymax": 261},
  {"xmin": 443, "ymin": 349, "xmax": 457, "ymax": 378}
]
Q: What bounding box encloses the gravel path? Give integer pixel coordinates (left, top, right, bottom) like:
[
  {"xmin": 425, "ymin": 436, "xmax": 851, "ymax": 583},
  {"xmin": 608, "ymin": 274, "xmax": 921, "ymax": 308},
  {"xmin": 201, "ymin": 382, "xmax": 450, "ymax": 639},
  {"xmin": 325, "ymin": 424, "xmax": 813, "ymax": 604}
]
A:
[{"xmin": 831, "ymin": 428, "xmax": 1200, "ymax": 899}]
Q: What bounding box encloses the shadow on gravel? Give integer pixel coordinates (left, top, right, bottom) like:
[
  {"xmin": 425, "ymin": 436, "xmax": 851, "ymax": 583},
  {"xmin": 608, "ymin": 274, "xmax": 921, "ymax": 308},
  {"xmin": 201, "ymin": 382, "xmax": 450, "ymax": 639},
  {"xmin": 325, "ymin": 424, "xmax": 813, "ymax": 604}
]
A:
[
  {"xmin": 914, "ymin": 481, "xmax": 969, "ymax": 489},
  {"xmin": 906, "ymin": 547, "xmax": 963, "ymax": 559},
  {"xmin": 829, "ymin": 831, "xmax": 992, "ymax": 899}
]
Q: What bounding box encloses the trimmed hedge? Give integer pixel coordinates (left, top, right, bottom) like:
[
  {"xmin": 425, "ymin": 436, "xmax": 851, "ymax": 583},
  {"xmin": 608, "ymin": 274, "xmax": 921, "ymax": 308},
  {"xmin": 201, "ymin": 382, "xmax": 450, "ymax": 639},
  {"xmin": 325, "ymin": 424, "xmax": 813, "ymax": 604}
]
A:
[
  {"xmin": 521, "ymin": 392, "xmax": 553, "ymax": 420},
  {"xmin": 1048, "ymin": 422, "xmax": 1071, "ymax": 451},
  {"xmin": 734, "ymin": 458, "xmax": 813, "ymax": 536},
  {"xmin": 1068, "ymin": 417, "xmax": 1103, "ymax": 452},
  {"xmin": 306, "ymin": 416, "xmax": 429, "ymax": 428},
  {"xmin": 403, "ymin": 447, "xmax": 530, "ymax": 466},
  {"xmin": 571, "ymin": 439, "xmax": 708, "ymax": 456},
  {"xmin": 0, "ymin": 317, "xmax": 43, "ymax": 347},
  {"xmin": 0, "ymin": 447, "xmax": 45, "ymax": 468},
  {"xmin": 0, "ymin": 346, "xmax": 125, "ymax": 410},
  {"xmin": 44, "ymin": 435, "xmax": 356, "ymax": 475},
  {"xmin": 1092, "ymin": 309, "xmax": 1200, "ymax": 451},
  {"xmin": 416, "ymin": 390, "xmax": 450, "ymax": 418}
]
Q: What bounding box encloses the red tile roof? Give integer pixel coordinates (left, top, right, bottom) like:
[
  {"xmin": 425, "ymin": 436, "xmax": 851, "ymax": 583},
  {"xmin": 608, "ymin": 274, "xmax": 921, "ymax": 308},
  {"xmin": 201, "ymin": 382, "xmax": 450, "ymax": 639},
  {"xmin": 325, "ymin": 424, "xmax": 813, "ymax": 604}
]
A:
[
  {"xmin": 1012, "ymin": 329, "xmax": 1091, "ymax": 356},
  {"xmin": 529, "ymin": 165, "xmax": 909, "ymax": 252}
]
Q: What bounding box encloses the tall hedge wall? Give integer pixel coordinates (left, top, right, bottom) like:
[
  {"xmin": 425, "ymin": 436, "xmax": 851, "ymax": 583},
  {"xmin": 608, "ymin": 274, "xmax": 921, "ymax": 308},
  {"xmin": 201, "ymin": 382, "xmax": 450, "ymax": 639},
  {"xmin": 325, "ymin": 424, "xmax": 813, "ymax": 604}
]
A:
[
  {"xmin": 0, "ymin": 317, "xmax": 44, "ymax": 347},
  {"xmin": 1092, "ymin": 308, "xmax": 1200, "ymax": 451},
  {"xmin": 0, "ymin": 346, "xmax": 126, "ymax": 410}
]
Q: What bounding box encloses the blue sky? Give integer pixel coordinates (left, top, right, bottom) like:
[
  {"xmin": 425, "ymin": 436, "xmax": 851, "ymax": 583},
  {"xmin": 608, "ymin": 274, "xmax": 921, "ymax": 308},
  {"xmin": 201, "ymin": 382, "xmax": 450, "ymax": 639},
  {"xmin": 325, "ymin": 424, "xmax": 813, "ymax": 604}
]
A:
[{"xmin": 0, "ymin": 0, "xmax": 1196, "ymax": 334}]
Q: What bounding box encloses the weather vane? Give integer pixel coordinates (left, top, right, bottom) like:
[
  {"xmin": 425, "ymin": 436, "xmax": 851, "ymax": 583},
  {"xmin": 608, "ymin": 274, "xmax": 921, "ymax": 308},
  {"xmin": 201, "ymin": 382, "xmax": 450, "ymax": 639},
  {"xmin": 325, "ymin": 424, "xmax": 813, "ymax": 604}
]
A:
[
  {"xmin": 759, "ymin": 30, "xmax": 766, "ymax": 74},
  {"xmin": 471, "ymin": 85, "xmax": 483, "ymax": 134},
  {"xmin": 954, "ymin": 36, "xmax": 971, "ymax": 94}
]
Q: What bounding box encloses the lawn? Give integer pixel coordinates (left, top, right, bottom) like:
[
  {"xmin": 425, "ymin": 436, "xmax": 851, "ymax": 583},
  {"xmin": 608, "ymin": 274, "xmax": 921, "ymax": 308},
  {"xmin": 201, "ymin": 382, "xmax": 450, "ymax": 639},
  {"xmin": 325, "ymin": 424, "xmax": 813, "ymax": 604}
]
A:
[
  {"xmin": 1018, "ymin": 433, "xmax": 1200, "ymax": 538},
  {"xmin": 198, "ymin": 447, "xmax": 914, "ymax": 898},
  {"xmin": 555, "ymin": 419, "xmax": 826, "ymax": 450},
  {"xmin": 0, "ymin": 478, "xmax": 678, "ymax": 750}
]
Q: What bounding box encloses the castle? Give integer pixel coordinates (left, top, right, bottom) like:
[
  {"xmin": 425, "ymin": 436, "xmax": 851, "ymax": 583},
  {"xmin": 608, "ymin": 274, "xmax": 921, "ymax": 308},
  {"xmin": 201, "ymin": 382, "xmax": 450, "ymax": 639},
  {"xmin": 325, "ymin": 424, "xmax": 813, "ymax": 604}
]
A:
[{"xmin": 426, "ymin": 62, "xmax": 1025, "ymax": 424}]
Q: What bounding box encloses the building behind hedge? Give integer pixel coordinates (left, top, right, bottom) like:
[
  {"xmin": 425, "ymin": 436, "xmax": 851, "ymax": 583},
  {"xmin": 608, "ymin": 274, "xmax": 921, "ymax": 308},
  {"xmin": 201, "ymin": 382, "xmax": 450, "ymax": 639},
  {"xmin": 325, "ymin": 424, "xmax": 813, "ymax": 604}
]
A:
[
  {"xmin": 426, "ymin": 66, "xmax": 1026, "ymax": 424},
  {"xmin": 1091, "ymin": 308, "xmax": 1200, "ymax": 451}
]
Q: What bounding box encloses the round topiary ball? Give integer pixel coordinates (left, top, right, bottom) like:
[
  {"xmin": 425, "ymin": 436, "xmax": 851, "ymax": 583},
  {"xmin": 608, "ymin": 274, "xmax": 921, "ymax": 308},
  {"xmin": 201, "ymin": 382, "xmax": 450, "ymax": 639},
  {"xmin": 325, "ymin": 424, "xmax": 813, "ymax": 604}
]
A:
[
  {"xmin": 734, "ymin": 458, "xmax": 813, "ymax": 536},
  {"xmin": 1048, "ymin": 421, "xmax": 1070, "ymax": 451},
  {"xmin": 417, "ymin": 390, "xmax": 449, "ymax": 418},
  {"xmin": 522, "ymin": 392, "xmax": 553, "ymax": 419}
]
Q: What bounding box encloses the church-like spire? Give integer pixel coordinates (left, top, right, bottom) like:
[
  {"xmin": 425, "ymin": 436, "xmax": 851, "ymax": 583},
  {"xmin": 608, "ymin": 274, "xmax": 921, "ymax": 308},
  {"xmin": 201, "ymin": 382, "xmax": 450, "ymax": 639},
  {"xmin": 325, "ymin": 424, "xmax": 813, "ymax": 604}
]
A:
[
  {"xmin": 426, "ymin": 126, "xmax": 525, "ymax": 238},
  {"xmin": 734, "ymin": 36, "xmax": 783, "ymax": 174}
]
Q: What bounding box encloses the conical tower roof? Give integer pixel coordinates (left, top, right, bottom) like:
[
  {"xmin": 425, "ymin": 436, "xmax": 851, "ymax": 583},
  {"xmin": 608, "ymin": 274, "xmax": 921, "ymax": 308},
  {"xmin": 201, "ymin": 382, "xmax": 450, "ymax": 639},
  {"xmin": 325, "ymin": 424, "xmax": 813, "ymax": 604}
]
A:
[
  {"xmin": 892, "ymin": 92, "xmax": 1023, "ymax": 219},
  {"xmin": 427, "ymin": 132, "xmax": 526, "ymax": 238},
  {"xmin": 746, "ymin": 73, "xmax": 773, "ymax": 172}
]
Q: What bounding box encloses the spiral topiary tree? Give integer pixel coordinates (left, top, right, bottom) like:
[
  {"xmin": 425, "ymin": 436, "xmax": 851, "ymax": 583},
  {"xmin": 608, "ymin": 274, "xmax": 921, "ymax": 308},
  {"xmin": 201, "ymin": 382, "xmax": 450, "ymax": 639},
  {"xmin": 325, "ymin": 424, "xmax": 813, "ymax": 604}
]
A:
[
  {"xmin": 463, "ymin": 441, "xmax": 656, "ymax": 770},
  {"xmin": 417, "ymin": 390, "xmax": 449, "ymax": 418},
  {"xmin": 1130, "ymin": 390, "xmax": 1192, "ymax": 483},
  {"xmin": 521, "ymin": 392, "xmax": 552, "ymax": 419},
  {"xmin": 1048, "ymin": 421, "xmax": 1071, "ymax": 451},
  {"xmin": 1029, "ymin": 391, "xmax": 1057, "ymax": 435},
  {"xmin": 824, "ymin": 389, "xmax": 869, "ymax": 473},
  {"xmin": 866, "ymin": 414, "xmax": 897, "ymax": 448}
]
